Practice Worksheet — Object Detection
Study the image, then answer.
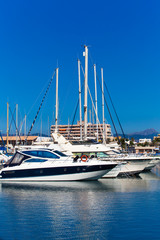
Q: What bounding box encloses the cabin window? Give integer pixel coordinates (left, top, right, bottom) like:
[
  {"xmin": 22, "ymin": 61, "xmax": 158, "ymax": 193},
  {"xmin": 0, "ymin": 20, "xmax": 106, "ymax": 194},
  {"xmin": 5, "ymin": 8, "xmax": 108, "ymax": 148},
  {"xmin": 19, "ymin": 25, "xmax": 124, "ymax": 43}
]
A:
[
  {"xmin": 54, "ymin": 150, "xmax": 66, "ymax": 157},
  {"xmin": 97, "ymin": 152, "xmax": 109, "ymax": 158},
  {"xmin": 23, "ymin": 150, "xmax": 60, "ymax": 159}
]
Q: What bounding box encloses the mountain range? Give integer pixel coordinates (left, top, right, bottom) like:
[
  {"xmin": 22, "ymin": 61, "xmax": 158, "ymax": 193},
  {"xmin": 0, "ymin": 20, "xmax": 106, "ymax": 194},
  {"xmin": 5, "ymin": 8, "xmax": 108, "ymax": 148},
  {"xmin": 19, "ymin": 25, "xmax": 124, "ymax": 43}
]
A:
[{"xmin": 116, "ymin": 128, "xmax": 159, "ymax": 140}]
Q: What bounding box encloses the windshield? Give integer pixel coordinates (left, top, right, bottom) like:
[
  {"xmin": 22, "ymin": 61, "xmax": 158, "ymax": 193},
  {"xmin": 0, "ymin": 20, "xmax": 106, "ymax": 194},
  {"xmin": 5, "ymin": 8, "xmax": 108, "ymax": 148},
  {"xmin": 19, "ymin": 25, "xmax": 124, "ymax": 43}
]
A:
[{"xmin": 8, "ymin": 152, "xmax": 29, "ymax": 166}]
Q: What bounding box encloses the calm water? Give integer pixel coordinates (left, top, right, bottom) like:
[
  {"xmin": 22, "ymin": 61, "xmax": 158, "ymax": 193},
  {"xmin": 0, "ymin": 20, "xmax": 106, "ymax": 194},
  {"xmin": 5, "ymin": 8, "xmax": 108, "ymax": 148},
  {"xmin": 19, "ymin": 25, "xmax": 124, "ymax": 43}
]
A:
[{"xmin": 0, "ymin": 172, "xmax": 160, "ymax": 240}]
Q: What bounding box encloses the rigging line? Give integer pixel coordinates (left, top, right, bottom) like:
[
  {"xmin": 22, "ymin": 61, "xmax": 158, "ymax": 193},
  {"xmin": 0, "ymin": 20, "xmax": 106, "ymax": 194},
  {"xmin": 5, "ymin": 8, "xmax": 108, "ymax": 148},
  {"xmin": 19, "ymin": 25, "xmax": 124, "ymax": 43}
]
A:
[
  {"xmin": 9, "ymin": 107, "xmax": 22, "ymax": 143},
  {"xmin": 19, "ymin": 115, "xmax": 26, "ymax": 135},
  {"xmin": 96, "ymin": 72, "xmax": 121, "ymax": 145},
  {"xmin": 59, "ymin": 64, "xmax": 77, "ymax": 122},
  {"xmin": 87, "ymin": 86, "xmax": 104, "ymax": 139},
  {"xmin": 68, "ymin": 62, "xmax": 86, "ymax": 139},
  {"xmin": 80, "ymin": 61, "xmax": 104, "ymax": 139},
  {"xmin": 26, "ymin": 72, "xmax": 55, "ymax": 118},
  {"xmin": 89, "ymin": 51, "xmax": 122, "ymax": 144},
  {"xmin": 8, "ymin": 107, "xmax": 16, "ymax": 134},
  {"xmin": 104, "ymin": 81, "xmax": 126, "ymax": 139},
  {"xmin": 69, "ymin": 79, "xmax": 85, "ymax": 138},
  {"xmin": 0, "ymin": 131, "xmax": 5, "ymax": 147},
  {"xmin": 25, "ymin": 71, "xmax": 56, "ymax": 141}
]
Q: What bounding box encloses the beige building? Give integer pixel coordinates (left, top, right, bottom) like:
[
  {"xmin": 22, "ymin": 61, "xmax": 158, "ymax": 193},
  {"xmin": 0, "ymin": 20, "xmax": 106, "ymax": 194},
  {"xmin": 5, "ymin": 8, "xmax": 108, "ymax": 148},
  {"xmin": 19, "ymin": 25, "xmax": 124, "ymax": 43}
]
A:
[
  {"xmin": 50, "ymin": 121, "xmax": 113, "ymax": 142},
  {"xmin": 135, "ymin": 146, "xmax": 155, "ymax": 154},
  {"xmin": 153, "ymin": 134, "xmax": 160, "ymax": 140},
  {"xmin": 0, "ymin": 136, "xmax": 38, "ymax": 147}
]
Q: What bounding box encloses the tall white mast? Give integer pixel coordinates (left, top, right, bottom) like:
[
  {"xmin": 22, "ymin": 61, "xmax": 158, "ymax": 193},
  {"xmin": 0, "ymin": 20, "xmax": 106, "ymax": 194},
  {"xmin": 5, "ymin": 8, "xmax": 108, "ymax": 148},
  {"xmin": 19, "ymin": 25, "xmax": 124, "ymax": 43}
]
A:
[
  {"xmin": 78, "ymin": 59, "xmax": 82, "ymax": 141},
  {"xmin": 101, "ymin": 68, "xmax": 106, "ymax": 144},
  {"xmin": 94, "ymin": 64, "xmax": 98, "ymax": 142},
  {"xmin": 55, "ymin": 67, "xmax": 59, "ymax": 133},
  {"xmin": 83, "ymin": 45, "xmax": 88, "ymax": 140},
  {"xmin": 16, "ymin": 104, "xmax": 18, "ymax": 145}
]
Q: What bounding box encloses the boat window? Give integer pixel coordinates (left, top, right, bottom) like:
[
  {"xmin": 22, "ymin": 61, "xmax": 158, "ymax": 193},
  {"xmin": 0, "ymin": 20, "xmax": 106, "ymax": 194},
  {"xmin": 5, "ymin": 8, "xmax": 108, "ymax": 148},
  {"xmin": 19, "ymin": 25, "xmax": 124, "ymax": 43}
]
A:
[
  {"xmin": 24, "ymin": 159, "xmax": 48, "ymax": 163},
  {"xmin": 22, "ymin": 150, "xmax": 60, "ymax": 159},
  {"xmin": 97, "ymin": 152, "xmax": 109, "ymax": 158},
  {"xmin": 54, "ymin": 150, "xmax": 67, "ymax": 157},
  {"xmin": 8, "ymin": 152, "xmax": 29, "ymax": 166}
]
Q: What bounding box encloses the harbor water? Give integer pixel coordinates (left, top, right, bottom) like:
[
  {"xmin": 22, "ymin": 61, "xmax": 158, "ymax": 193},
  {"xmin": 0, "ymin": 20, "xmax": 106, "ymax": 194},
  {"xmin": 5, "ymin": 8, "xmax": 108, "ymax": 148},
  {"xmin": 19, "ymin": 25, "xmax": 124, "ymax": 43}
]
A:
[{"xmin": 0, "ymin": 172, "xmax": 160, "ymax": 240}]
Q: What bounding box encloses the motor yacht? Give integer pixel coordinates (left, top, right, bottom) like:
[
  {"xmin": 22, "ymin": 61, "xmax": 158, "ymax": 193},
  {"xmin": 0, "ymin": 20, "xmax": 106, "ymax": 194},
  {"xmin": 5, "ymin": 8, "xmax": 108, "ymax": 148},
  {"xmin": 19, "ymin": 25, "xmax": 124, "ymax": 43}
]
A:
[
  {"xmin": 0, "ymin": 149, "xmax": 118, "ymax": 181},
  {"xmin": 52, "ymin": 132, "xmax": 159, "ymax": 176}
]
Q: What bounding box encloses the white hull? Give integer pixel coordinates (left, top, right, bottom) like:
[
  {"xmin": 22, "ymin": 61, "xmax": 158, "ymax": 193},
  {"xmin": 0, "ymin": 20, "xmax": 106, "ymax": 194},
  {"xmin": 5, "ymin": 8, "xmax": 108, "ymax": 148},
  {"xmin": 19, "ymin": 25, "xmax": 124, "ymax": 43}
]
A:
[
  {"xmin": 0, "ymin": 169, "xmax": 110, "ymax": 182},
  {"xmin": 144, "ymin": 159, "xmax": 160, "ymax": 171},
  {"xmin": 119, "ymin": 159, "xmax": 151, "ymax": 175},
  {"xmin": 102, "ymin": 164, "xmax": 122, "ymax": 178}
]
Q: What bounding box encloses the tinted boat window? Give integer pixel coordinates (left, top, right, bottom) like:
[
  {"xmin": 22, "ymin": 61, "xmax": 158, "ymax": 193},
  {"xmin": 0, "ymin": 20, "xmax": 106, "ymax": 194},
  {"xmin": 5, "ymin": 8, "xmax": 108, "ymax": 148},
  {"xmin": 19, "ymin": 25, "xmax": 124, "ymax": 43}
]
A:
[
  {"xmin": 97, "ymin": 152, "xmax": 109, "ymax": 158},
  {"xmin": 54, "ymin": 150, "xmax": 67, "ymax": 157},
  {"xmin": 23, "ymin": 150, "xmax": 60, "ymax": 159}
]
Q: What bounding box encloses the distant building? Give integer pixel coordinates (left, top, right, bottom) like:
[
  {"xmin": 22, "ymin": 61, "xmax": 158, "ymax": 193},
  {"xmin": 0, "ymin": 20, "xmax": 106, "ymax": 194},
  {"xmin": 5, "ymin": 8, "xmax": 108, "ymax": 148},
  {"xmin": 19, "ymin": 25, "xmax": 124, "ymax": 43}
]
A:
[
  {"xmin": 139, "ymin": 138, "xmax": 152, "ymax": 144},
  {"xmin": 135, "ymin": 146, "xmax": 155, "ymax": 154},
  {"xmin": 153, "ymin": 134, "xmax": 160, "ymax": 140},
  {"xmin": 0, "ymin": 136, "xmax": 38, "ymax": 147},
  {"xmin": 50, "ymin": 121, "xmax": 113, "ymax": 142}
]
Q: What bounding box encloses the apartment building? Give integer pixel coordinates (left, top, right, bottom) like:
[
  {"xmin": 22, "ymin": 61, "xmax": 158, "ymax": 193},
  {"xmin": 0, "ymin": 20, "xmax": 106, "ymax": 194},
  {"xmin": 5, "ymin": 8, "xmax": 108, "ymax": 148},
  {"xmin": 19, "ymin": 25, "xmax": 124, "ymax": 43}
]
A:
[{"xmin": 50, "ymin": 121, "xmax": 113, "ymax": 142}]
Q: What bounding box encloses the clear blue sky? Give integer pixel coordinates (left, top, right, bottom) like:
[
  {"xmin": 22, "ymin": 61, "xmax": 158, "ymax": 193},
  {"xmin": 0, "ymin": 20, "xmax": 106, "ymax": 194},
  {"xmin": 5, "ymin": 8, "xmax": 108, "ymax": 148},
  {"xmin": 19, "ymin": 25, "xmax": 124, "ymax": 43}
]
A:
[{"xmin": 0, "ymin": 0, "xmax": 160, "ymax": 136}]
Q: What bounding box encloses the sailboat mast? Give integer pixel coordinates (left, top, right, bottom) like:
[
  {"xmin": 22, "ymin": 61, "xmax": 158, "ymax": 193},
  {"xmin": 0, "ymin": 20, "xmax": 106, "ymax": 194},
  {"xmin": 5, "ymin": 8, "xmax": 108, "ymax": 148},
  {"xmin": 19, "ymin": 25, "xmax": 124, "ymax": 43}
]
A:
[
  {"xmin": 101, "ymin": 68, "xmax": 106, "ymax": 144},
  {"xmin": 84, "ymin": 45, "xmax": 88, "ymax": 140},
  {"xmin": 94, "ymin": 64, "xmax": 98, "ymax": 142},
  {"xmin": 78, "ymin": 59, "xmax": 82, "ymax": 141},
  {"xmin": 55, "ymin": 67, "xmax": 59, "ymax": 133}
]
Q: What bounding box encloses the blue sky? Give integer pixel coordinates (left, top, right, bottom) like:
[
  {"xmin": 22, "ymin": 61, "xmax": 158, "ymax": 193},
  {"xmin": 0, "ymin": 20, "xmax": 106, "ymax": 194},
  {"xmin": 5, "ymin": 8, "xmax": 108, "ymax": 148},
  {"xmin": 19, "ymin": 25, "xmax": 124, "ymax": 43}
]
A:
[{"xmin": 0, "ymin": 0, "xmax": 160, "ymax": 136}]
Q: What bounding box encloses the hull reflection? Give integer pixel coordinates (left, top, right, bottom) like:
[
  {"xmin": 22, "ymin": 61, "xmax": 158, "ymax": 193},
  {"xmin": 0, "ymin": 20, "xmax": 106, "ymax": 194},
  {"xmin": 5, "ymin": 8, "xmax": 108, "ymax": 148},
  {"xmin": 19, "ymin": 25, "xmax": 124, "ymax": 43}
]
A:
[{"xmin": 1, "ymin": 175, "xmax": 156, "ymax": 193}]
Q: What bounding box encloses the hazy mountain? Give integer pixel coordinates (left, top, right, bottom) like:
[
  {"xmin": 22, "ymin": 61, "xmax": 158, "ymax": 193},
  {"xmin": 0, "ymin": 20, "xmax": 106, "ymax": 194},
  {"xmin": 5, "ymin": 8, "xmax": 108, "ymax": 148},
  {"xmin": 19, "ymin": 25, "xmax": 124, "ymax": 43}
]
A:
[
  {"xmin": 129, "ymin": 128, "xmax": 158, "ymax": 136},
  {"xmin": 116, "ymin": 129, "xmax": 159, "ymax": 140}
]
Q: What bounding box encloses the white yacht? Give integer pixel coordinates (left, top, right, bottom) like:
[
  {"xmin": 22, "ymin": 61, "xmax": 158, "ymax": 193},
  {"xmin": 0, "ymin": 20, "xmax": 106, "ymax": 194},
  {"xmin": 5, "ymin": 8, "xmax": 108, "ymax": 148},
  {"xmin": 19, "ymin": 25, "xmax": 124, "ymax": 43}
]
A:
[
  {"xmin": 52, "ymin": 132, "xmax": 124, "ymax": 178},
  {"xmin": 52, "ymin": 132, "xmax": 160, "ymax": 176},
  {"xmin": 109, "ymin": 153, "xmax": 160, "ymax": 176},
  {"xmin": 0, "ymin": 149, "xmax": 118, "ymax": 181}
]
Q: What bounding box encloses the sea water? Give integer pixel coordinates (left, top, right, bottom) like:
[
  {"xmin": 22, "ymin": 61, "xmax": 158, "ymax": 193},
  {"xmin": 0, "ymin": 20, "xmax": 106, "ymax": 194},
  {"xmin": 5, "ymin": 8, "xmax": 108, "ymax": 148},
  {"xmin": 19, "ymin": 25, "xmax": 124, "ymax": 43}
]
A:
[{"xmin": 0, "ymin": 172, "xmax": 160, "ymax": 240}]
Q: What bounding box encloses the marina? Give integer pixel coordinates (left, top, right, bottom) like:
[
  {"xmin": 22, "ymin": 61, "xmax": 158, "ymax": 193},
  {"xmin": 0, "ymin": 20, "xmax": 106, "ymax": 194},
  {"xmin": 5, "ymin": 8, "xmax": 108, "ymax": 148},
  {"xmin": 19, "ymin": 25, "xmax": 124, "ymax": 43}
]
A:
[
  {"xmin": 1, "ymin": 0, "xmax": 160, "ymax": 238},
  {"xmin": 1, "ymin": 45, "xmax": 160, "ymax": 181}
]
